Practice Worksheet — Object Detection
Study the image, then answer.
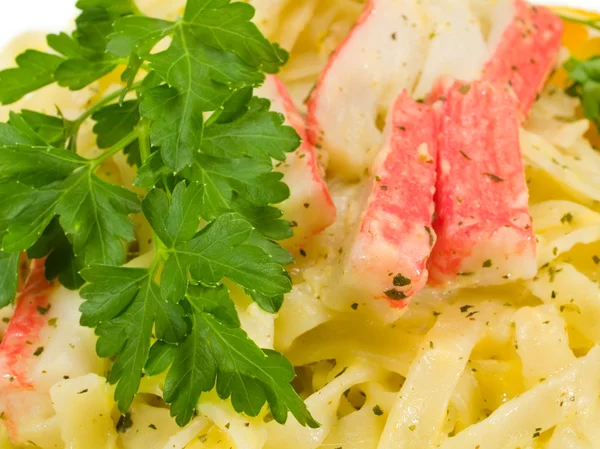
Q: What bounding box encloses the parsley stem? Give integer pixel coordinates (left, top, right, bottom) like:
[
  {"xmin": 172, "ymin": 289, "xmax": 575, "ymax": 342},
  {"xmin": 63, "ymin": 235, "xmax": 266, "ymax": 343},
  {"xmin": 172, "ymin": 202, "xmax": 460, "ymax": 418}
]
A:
[
  {"xmin": 92, "ymin": 130, "xmax": 140, "ymax": 167},
  {"xmin": 138, "ymin": 119, "xmax": 151, "ymax": 164},
  {"xmin": 68, "ymin": 80, "xmax": 145, "ymax": 152},
  {"xmin": 558, "ymin": 14, "xmax": 600, "ymax": 31}
]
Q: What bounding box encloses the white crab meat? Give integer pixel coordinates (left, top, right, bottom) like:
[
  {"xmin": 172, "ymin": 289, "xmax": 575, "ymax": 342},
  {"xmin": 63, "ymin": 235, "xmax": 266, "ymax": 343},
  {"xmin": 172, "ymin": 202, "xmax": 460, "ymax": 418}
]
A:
[
  {"xmin": 306, "ymin": 0, "xmax": 429, "ymax": 179},
  {"xmin": 413, "ymin": 0, "xmax": 488, "ymax": 99},
  {"xmin": 257, "ymin": 75, "xmax": 336, "ymax": 248}
]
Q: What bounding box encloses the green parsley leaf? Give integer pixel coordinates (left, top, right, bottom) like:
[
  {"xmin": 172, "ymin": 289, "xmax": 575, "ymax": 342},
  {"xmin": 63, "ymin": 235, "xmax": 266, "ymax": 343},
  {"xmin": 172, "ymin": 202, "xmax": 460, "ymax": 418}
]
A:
[
  {"xmin": 134, "ymin": 151, "xmax": 171, "ymax": 188},
  {"xmin": 107, "ymin": 17, "xmax": 175, "ymax": 57},
  {"xmin": 232, "ymin": 198, "xmax": 292, "ymax": 241},
  {"xmin": 0, "ymin": 51, "xmax": 64, "ymax": 104},
  {"xmin": 74, "ymin": 0, "xmax": 137, "ymax": 52},
  {"xmin": 0, "ymin": 110, "xmax": 72, "ymax": 148},
  {"xmin": 182, "ymin": 213, "xmax": 291, "ymax": 299},
  {"xmin": 565, "ymin": 57, "xmax": 600, "ymax": 129},
  {"xmin": 138, "ymin": 95, "xmax": 298, "ymax": 239},
  {"xmin": 47, "ymin": 32, "xmax": 98, "ymax": 60},
  {"xmin": 145, "ymin": 341, "xmax": 175, "ymax": 376},
  {"xmin": 139, "ymin": 84, "xmax": 206, "ymax": 171},
  {"xmin": 56, "ymin": 58, "xmax": 118, "ymax": 91},
  {"xmin": 56, "ymin": 168, "xmax": 140, "ymax": 266},
  {"xmin": 79, "ymin": 265, "xmax": 149, "ymax": 327},
  {"xmin": 142, "ymin": 182, "xmax": 291, "ymax": 304},
  {"xmin": 82, "ymin": 266, "xmax": 188, "ymax": 410},
  {"xmin": 201, "ymin": 97, "xmax": 299, "ymax": 162},
  {"xmin": 76, "ymin": 0, "xmax": 137, "ymax": 15},
  {"xmin": 143, "ymin": 27, "xmax": 262, "ymax": 170},
  {"xmin": 182, "ymin": 0, "xmax": 287, "ymax": 72},
  {"xmin": 47, "ymin": 33, "xmax": 118, "ymax": 90},
  {"xmin": 0, "ymin": 0, "xmax": 135, "ymax": 104},
  {"xmin": 0, "ymin": 144, "xmax": 140, "ymax": 265},
  {"xmin": 0, "ymin": 251, "xmax": 19, "ymax": 308},
  {"xmin": 27, "ymin": 218, "xmax": 84, "ymax": 290},
  {"xmin": 247, "ymin": 230, "xmax": 294, "ymax": 266},
  {"xmin": 187, "ymin": 156, "xmax": 289, "ymax": 219},
  {"xmin": 164, "ymin": 284, "xmax": 317, "ymax": 428},
  {"xmin": 94, "ymin": 273, "xmax": 160, "ymax": 409},
  {"xmin": 0, "ymin": 122, "xmax": 32, "ymax": 146},
  {"xmin": 92, "ymin": 100, "xmax": 141, "ymax": 164},
  {"xmin": 11, "ymin": 110, "xmax": 72, "ymax": 147},
  {"xmin": 175, "ymin": 97, "xmax": 297, "ymax": 238}
]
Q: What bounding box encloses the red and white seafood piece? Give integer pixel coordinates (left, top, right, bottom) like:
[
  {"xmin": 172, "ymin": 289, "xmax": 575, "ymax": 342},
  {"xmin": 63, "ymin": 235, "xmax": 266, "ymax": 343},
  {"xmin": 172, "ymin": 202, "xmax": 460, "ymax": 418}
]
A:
[
  {"xmin": 482, "ymin": 0, "xmax": 563, "ymax": 116},
  {"xmin": 428, "ymin": 80, "xmax": 536, "ymax": 289},
  {"xmin": 413, "ymin": 0, "xmax": 488, "ymax": 99},
  {"xmin": 257, "ymin": 75, "xmax": 336, "ymax": 248},
  {"xmin": 0, "ymin": 260, "xmax": 101, "ymax": 446},
  {"xmin": 326, "ymin": 92, "xmax": 437, "ymax": 321},
  {"xmin": 306, "ymin": 0, "xmax": 428, "ymax": 179}
]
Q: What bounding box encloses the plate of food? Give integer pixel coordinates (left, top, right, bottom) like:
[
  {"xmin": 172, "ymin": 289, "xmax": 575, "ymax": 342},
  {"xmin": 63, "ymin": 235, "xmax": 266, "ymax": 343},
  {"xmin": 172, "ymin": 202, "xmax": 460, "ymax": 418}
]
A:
[{"xmin": 0, "ymin": 0, "xmax": 600, "ymax": 448}]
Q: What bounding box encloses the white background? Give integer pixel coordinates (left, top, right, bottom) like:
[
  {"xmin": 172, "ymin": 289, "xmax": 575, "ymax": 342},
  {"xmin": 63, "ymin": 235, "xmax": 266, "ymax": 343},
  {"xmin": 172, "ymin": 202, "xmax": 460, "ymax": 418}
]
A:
[{"xmin": 0, "ymin": 0, "xmax": 599, "ymax": 51}]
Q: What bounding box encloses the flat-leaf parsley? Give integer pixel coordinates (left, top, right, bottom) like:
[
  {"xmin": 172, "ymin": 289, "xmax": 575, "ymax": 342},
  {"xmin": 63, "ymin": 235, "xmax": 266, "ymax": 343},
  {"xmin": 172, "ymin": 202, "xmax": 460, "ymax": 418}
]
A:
[{"xmin": 0, "ymin": 0, "xmax": 318, "ymax": 429}]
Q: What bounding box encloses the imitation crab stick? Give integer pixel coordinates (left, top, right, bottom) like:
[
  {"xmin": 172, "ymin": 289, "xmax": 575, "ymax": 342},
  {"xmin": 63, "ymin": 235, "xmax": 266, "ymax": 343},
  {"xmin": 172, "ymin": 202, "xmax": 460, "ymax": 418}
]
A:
[
  {"xmin": 256, "ymin": 75, "xmax": 336, "ymax": 248},
  {"xmin": 0, "ymin": 260, "xmax": 103, "ymax": 446},
  {"xmin": 0, "ymin": 260, "xmax": 55, "ymax": 444},
  {"xmin": 306, "ymin": 0, "xmax": 428, "ymax": 179},
  {"xmin": 482, "ymin": 0, "xmax": 563, "ymax": 116},
  {"xmin": 326, "ymin": 92, "xmax": 437, "ymax": 320},
  {"xmin": 428, "ymin": 80, "xmax": 536, "ymax": 289},
  {"xmin": 0, "ymin": 260, "xmax": 53, "ymax": 388}
]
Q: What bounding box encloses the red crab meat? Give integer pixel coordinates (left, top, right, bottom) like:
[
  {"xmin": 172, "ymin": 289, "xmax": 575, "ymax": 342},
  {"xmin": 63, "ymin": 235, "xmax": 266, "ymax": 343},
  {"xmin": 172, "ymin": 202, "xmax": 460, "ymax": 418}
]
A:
[
  {"xmin": 332, "ymin": 92, "xmax": 437, "ymax": 319},
  {"xmin": 0, "ymin": 259, "xmax": 53, "ymax": 387},
  {"xmin": 428, "ymin": 80, "xmax": 536, "ymax": 288},
  {"xmin": 0, "ymin": 259, "xmax": 55, "ymax": 441},
  {"xmin": 482, "ymin": 0, "xmax": 563, "ymax": 116}
]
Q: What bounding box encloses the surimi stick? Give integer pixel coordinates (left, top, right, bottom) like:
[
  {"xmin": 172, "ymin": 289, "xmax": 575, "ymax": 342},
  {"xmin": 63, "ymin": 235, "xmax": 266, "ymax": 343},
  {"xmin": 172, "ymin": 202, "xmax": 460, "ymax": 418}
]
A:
[
  {"xmin": 0, "ymin": 260, "xmax": 54, "ymax": 444},
  {"xmin": 0, "ymin": 260, "xmax": 52, "ymax": 388},
  {"xmin": 0, "ymin": 259, "xmax": 104, "ymax": 446},
  {"xmin": 306, "ymin": 0, "xmax": 428, "ymax": 179},
  {"xmin": 256, "ymin": 76, "xmax": 336, "ymax": 248},
  {"xmin": 482, "ymin": 0, "xmax": 563, "ymax": 116},
  {"xmin": 324, "ymin": 92, "xmax": 437, "ymax": 321},
  {"xmin": 428, "ymin": 80, "xmax": 536, "ymax": 289}
]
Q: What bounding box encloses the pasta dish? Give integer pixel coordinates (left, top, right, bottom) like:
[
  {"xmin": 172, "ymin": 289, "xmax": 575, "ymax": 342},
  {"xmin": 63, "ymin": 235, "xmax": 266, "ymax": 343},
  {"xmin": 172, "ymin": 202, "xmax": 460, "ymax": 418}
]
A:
[{"xmin": 0, "ymin": 0, "xmax": 600, "ymax": 448}]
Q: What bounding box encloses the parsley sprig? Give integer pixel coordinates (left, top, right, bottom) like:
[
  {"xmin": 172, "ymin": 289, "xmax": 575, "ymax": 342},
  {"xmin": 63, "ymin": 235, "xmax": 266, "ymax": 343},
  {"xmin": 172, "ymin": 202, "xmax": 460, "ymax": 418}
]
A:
[{"xmin": 0, "ymin": 0, "xmax": 318, "ymax": 428}]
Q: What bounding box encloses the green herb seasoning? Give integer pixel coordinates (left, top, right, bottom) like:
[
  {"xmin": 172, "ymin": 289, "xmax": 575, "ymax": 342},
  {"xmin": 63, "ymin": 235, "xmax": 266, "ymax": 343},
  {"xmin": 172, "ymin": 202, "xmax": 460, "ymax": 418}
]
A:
[
  {"xmin": 483, "ymin": 172, "xmax": 504, "ymax": 183},
  {"xmin": 560, "ymin": 212, "xmax": 574, "ymax": 224},
  {"xmin": 116, "ymin": 413, "xmax": 134, "ymax": 433},
  {"xmin": 459, "ymin": 84, "xmax": 471, "ymax": 95},
  {"xmin": 384, "ymin": 289, "xmax": 407, "ymax": 301},
  {"xmin": 393, "ymin": 274, "xmax": 411, "ymax": 287},
  {"xmin": 33, "ymin": 347, "xmax": 44, "ymax": 356}
]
